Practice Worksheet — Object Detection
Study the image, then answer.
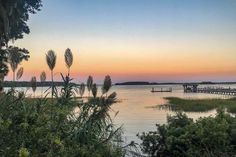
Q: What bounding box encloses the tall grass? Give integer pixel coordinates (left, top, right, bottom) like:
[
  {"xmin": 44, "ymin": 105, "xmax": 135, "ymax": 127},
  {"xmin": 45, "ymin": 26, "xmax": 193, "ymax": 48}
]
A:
[
  {"xmin": 0, "ymin": 48, "xmax": 130, "ymax": 157},
  {"xmin": 0, "ymin": 78, "xmax": 125, "ymax": 156},
  {"xmin": 64, "ymin": 48, "xmax": 73, "ymax": 75},
  {"xmin": 40, "ymin": 71, "xmax": 46, "ymax": 96},
  {"xmin": 46, "ymin": 50, "xmax": 56, "ymax": 98},
  {"xmin": 87, "ymin": 75, "xmax": 93, "ymax": 97}
]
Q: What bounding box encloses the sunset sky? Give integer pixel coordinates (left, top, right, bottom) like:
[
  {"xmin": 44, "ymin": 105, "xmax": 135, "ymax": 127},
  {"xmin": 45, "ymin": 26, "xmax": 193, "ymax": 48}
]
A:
[{"xmin": 7, "ymin": 0, "xmax": 236, "ymax": 83}]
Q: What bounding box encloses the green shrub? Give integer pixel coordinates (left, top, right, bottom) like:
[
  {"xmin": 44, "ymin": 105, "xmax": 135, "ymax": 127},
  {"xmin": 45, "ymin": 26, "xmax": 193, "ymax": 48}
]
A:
[
  {"xmin": 138, "ymin": 109, "xmax": 236, "ymax": 157},
  {"xmin": 0, "ymin": 74, "xmax": 125, "ymax": 157}
]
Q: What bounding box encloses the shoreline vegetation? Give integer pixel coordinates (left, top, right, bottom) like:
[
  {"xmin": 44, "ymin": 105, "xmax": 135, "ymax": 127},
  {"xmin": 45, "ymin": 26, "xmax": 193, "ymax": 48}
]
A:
[
  {"xmin": 138, "ymin": 109, "xmax": 236, "ymax": 156},
  {"xmin": 115, "ymin": 81, "xmax": 236, "ymax": 86},
  {"xmin": 4, "ymin": 80, "xmax": 236, "ymax": 87},
  {"xmin": 161, "ymin": 97, "xmax": 236, "ymax": 113}
]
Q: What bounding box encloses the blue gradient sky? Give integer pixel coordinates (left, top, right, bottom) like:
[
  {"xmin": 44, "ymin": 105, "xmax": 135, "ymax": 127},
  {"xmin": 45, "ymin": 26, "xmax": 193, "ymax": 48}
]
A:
[{"xmin": 11, "ymin": 0, "xmax": 236, "ymax": 83}]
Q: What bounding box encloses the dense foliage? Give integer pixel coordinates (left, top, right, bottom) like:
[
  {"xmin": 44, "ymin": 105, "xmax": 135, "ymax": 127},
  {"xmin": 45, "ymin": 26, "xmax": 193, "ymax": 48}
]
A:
[
  {"xmin": 0, "ymin": 0, "xmax": 42, "ymax": 43},
  {"xmin": 0, "ymin": 76, "xmax": 125, "ymax": 157},
  {"xmin": 138, "ymin": 109, "xmax": 236, "ymax": 157},
  {"xmin": 0, "ymin": 0, "xmax": 42, "ymax": 86}
]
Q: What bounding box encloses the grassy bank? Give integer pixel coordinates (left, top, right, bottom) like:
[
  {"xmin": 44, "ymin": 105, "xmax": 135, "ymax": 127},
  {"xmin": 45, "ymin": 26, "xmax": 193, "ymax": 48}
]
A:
[{"xmin": 163, "ymin": 97, "xmax": 236, "ymax": 113}]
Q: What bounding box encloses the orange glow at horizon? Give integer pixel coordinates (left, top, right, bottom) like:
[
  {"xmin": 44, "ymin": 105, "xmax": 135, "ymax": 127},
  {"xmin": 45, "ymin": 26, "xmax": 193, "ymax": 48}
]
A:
[{"xmin": 4, "ymin": 36, "xmax": 236, "ymax": 83}]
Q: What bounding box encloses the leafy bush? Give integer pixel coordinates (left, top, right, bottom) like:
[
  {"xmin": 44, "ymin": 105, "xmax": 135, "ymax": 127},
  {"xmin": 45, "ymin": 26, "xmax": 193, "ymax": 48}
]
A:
[
  {"xmin": 0, "ymin": 75, "xmax": 125, "ymax": 157},
  {"xmin": 138, "ymin": 109, "xmax": 236, "ymax": 157}
]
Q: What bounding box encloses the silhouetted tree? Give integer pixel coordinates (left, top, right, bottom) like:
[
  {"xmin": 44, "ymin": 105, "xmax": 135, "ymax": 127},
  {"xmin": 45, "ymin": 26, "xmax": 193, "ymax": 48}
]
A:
[
  {"xmin": 0, "ymin": 0, "xmax": 42, "ymax": 91},
  {"xmin": 0, "ymin": 0, "xmax": 42, "ymax": 44}
]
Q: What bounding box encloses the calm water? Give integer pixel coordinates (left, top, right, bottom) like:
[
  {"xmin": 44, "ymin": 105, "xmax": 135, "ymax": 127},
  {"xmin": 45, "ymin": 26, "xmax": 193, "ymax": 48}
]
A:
[
  {"xmin": 111, "ymin": 84, "xmax": 235, "ymax": 144},
  {"xmin": 7, "ymin": 84, "xmax": 236, "ymax": 144}
]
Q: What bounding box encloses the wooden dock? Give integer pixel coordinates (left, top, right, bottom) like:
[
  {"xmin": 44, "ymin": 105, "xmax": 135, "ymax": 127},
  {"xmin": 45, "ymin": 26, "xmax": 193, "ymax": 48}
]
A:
[
  {"xmin": 183, "ymin": 83, "xmax": 198, "ymax": 92},
  {"xmin": 197, "ymin": 87, "xmax": 236, "ymax": 96},
  {"xmin": 151, "ymin": 87, "xmax": 172, "ymax": 93},
  {"xmin": 183, "ymin": 83, "xmax": 236, "ymax": 96}
]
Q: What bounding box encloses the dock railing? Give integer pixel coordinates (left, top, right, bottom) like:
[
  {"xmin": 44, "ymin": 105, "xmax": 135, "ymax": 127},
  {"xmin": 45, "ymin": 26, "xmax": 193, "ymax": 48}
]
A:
[{"xmin": 197, "ymin": 87, "xmax": 236, "ymax": 96}]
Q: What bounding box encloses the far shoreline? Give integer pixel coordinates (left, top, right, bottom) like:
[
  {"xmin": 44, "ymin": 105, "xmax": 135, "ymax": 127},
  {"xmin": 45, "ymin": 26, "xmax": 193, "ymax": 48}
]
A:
[
  {"xmin": 2, "ymin": 81, "xmax": 236, "ymax": 87},
  {"xmin": 115, "ymin": 81, "xmax": 236, "ymax": 86}
]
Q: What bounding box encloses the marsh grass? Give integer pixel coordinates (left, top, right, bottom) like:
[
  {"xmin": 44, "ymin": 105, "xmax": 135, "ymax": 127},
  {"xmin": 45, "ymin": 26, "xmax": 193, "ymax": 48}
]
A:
[{"xmin": 162, "ymin": 97, "xmax": 236, "ymax": 113}]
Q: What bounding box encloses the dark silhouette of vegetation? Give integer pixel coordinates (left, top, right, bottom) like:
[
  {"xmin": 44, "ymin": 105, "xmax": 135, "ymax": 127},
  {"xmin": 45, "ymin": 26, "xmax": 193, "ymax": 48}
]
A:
[
  {"xmin": 79, "ymin": 83, "xmax": 85, "ymax": 97},
  {"xmin": 40, "ymin": 71, "xmax": 46, "ymax": 82},
  {"xmin": 138, "ymin": 109, "xmax": 236, "ymax": 157},
  {"xmin": 0, "ymin": 0, "xmax": 42, "ymax": 90},
  {"xmin": 0, "ymin": 49, "xmax": 8, "ymax": 76},
  {"xmin": 7, "ymin": 46, "xmax": 29, "ymax": 82},
  {"xmin": 58, "ymin": 73, "xmax": 75, "ymax": 100},
  {"xmin": 87, "ymin": 75, "xmax": 93, "ymax": 96},
  {"xmin": 0, "ymin": 0, "xmax": 42, "ymax": 43},
  {"xmin": 46, "ymin": 50, "xmax": 56, "ymax": 98},
  {"xmin": 102, "ymin": 75, "xmax": 112, "ymax": 97},
  {"xmin": 64, "ymin": 48, "xmax": 73, "ymax": 75},
  {"xmin": 16, "ymin": 67, "xmax": 24, "ymax": 81},
  {"xmin": 40, "ymin": 71, "xmax": 46, "ymax": 95},
  {"xmin": 92, "ymin": 83, "xmax": 97, "ymax": 98},
  {"xmin": 30, "ymin": 76, "xmax": 36, "ymax": 96}
]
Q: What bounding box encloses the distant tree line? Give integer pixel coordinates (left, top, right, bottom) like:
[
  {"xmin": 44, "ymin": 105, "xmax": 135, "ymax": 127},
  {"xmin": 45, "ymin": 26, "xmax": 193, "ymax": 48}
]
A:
[
  {"xmin": 2, "ymin": 81, "xmax": 77, "ymax": 87},
  {"xmin": 115, "ymin": 81, "xmax": 236, "ymax": 86}
]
